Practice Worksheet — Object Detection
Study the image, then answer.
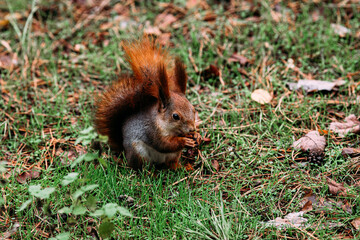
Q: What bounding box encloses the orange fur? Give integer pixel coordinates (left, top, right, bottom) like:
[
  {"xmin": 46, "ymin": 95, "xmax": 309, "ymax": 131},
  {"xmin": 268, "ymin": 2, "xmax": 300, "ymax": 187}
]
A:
[
  {"xmin": 95, "ymin": 37, "xmax": 172, "ymax": 151},
  {"xmin": 95, "ymin": 36, "xmax": 193, "ymax": 167}
]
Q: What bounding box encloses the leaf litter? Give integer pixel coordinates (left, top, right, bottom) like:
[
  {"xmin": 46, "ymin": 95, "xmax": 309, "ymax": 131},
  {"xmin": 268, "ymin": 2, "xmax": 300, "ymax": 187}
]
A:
[
  {"xmin": 1, "ymin": 0, "xmax": 360, "ymax": 239},
  {"xmin": 288, "ymin": 79, "xmax": 346, "ymax": 93},
  {"xmin": 251, "ymin": 89, "xmax": 273, "ymax": 104},
  {"xmin": 293, "ymin": 131, "xmax": 326, "ymax": 153},
  {"xmin": 329, "ymin": 114, "xmax": 360, "ymax": 137}
]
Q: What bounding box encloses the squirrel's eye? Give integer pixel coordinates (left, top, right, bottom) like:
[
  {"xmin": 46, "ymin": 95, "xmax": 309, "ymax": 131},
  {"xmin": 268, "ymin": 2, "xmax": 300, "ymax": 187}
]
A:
[{"xmin": 172, "ymin": 113, "xmax": 180, "ymax": 120}]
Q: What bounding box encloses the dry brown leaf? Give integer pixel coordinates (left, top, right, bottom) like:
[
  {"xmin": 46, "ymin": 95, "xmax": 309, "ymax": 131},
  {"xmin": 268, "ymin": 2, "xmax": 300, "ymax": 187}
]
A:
[
  {"xmin": 331, "ymin": 23, "xmax": 351, "ymax": 37},
  {"xmin": 1, "ymin": 222, "xmax": 20, "ymax": 239},
  {"xmin": 228, "ymin": 53, "xmax": 250, "ymax": 65},
  {"xmin": 301, "ymin": 200, "xmax": 313, "ymax": 212},
  {"xmin": 200, "ymin": 64, "xmax": 219, "ymax": 81},
  {"xmin": 341, "ymin": 200, "xmax": 352, "ymax": 214},
  {"xmin": 292, "ymin": 131, "xmax": 326, "ymax": 153},
  {"xmin": 16, "ymin": 172, "xmax": 31, "ymax": 184},
  {"xmin": 155, "ymin": 13, "xmax": 177, "ymax": 30},
  {"xmin": 0, "ymin": 12, "xmax": 22, "ymax": 30},
  {"xmin": 158, "ymin": 33, "xmax": 171, "ymax": 46},
  {"xmin": 327, "ymin": 178, "xmax": 346, "ymax": 195},
  {"xmin": 299, "ymin": 191, "xmax": 317, "ymax": 212},
  {"xmin": 262, "ymin": 211, "xmax": 308, "ymax": 229},
  {"xmin": 0, "ymin": 40, "xmax": 12, "ymax": 52},
  {"xmin": 56, "ymin": 148, "xmax": 77, "ymax": 165},
  {"xmin": 288, "ymin": 79, "xmax": 346, "ymax": 92},
  {"xmin": 270, "ymin": 10, "xmax": 282, "ymax": 23},
  {"xmin": 334, "ymin": 234, "xmax": 354, "ymax": 239},
  {"xmin": 342, "ymin": 148, "xmax": 360, "ymax": 157},
  {"xmin": 0, "ymin": 19, "xmax": 9, "ymax": 29},
  {"xmin": 211, "ymin": 160, "xmax": 219, "ymax": 171},
  {"xmin": 0, "ymin": 54, "xmax": 18, "ymax": 70},
  {"xmin": 329, "ymin": 114, "xmax": 360, "ymax": 137},
  {"xmin": 300, "ymin": 191, "xmax": 352, "ymax": 214},
  {"xmin": 203, "ymin": 12, "xmax": 217, "ymax": 22},
  {"xmin": 311, "ymin": 10, "xmax": 320, "ymax": 22},
  {"xmin": 16, "ymin": 170, "xmax": 41, "ymax": 184},
  {"xmin": 186, "ymin": 0, "xmax": 200, "ymax": 9},
  {"xmin": 351, "ymin": 217, "xmax": 360, "ymax": 230},
  {"xmin": 143, "ymin": 24, "xmax": 161, "ymax": 36},
  {"xmin": 251, "ymin": 89, "xmax": 272, "ymax": 104},
  {"xmin": 184, "ymin": 162, "xmax": 194, "ymax": 171},
  {"xmin": 31, "ymin": 170, "xmax": 40, "ymax": 178}
]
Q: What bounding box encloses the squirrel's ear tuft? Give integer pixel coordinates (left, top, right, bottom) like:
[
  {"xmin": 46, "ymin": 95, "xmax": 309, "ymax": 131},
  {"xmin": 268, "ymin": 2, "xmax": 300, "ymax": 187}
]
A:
[
  {"xmin": 173, "ymin": 57, "xmax": 187, "ymax": 94},
  {"xmin": 158, "ymin": 63, "xmax": 170, "ymax": 110}
]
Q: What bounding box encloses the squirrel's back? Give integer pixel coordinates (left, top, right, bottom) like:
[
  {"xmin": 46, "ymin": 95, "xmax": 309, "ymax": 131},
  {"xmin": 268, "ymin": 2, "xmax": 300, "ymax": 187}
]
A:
[
  {"xmin": 95, "ymin": 37, "xmax": 172, "ymax": 151},
  {"xmin": 95, "ymin": 37, "xmax": 196, "ymax": 169}
]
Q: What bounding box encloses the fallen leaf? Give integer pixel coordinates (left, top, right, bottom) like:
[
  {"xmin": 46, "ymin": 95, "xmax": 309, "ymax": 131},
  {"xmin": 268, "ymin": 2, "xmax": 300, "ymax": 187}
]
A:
[
  {"xmin": 186, "ymin": 0, "xmax": 200, "ymax": 9},
  {"xmin": 30, "ymin": 170, "xmax": 40, "ymax": 178},
  {"xmin": 311, "ymin": 10, "xmax": 320, "ymax": 22},
  {"xmin": 0, "ymin": 19, "xmax": 9, "ymax": 29},
  {"xmin": 299, "ymin": 191, "xmax": 317, "ymax": 212},
  {"xmin": 203, "ymin": 12, "xmax": 217, "ymax": 22},
  {"xmin": 0, "ymin": 40, "xmax": 12, "ymax": 52},
  {"xmin": 0, "ymin": 54, "xmax": 18, "ymax": 70},
  {"xmin": 16, "ymin": 172, "xmax": 31, "ymax": 184},
  {"xmin": 228, "ymin": 53, "xmax": 250, "ymax": 65},
  {"xmin": 211, "ymin": 160, "xmax": 219, "ymax": 171},
  {"xmin": 271, "ymin": 10, "xmax": 282, "ymax": 23},
  {"xmin": 341, "ymin": 200, "xmax": 352, "ymax": 214},
  {"xmin": 351, "ymin": 217, "xmax": 360, "ymax": 230},
  {"xmin": 301, "ymin": 200, "xmax": 313, "ymax": 212},
  {"xmin": 327, "ymin": 178, "xmax": 346, "ymax": 195},
  {"xmin": 341, "ymin": 148, "xmax": 360, "ymax": 157},
  {"xmin": 0, "ymin": 13, "xmax": 22, "ymax": 30},
  {"xmin": 118, "ymin": 195, "xmax": 136, "ymax": 208},
  {"xmin": 300, "ymin": 191, "xmax": 352, "ymax": 214},
  {"xmin": 329, "ymin": 114, "xmax": 360, "ymax": 137},
  {"xmin": 155, "ymin": 13, "xmax": 177, "ymax": 30},
  {"xmin": 200, "ymin": 64, "xmax": 219, "ymax": 81},
  {"xmin": 16, "ymin": 170, "xmax": 41, "ymax": 184},
  {"xmin": 334, "ymin": 234, "xmax": 354, "ymax": 239},
  {"xmin": 331, "ymin": 23, "xmax": 351, "ymax": 37},
  {"xmin": 292, "ymin": 131, "xmax": 326, "ymax": 153},
  {"xmin": 286, "ymin": 58, "xmax": 295, "ymax": 69},
  {"xmin": 288, "ymin": 79, "xmax": 346, "ymax": 92},
  {"xmin": 251, "ymin": 89, "xmax": 272, "ymax": 104},
  {"xmin": 56, "ymin": 148, "xmax": 78, "ymax": 165},
  {"xmin": 1, "ymin": 222, "xmax": 20, "ymax": 239},
  {"xmin": 143, "ymin": 25, "xmax": 161, "ymax": 36},
  {"xmin": 184, "ymin": 162, "xmax": 194, "ymax": 171},
  {"xmin": 74, "ymin": 43, "xmax": 86, "ymax": 52},
  {"xmin": 158, "ymin": 33, "xmax": 171, "ymax": 46},
  {"xmin": 262, "ymin": 211, "xmax": 308, "ymax": 229}
]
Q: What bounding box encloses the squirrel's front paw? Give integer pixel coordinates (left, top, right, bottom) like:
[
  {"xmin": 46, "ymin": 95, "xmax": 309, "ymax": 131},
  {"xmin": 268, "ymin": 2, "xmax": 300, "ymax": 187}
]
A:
[{"xmin": 184, "ymin": 137, "xmax": 196, "ymax": 148}]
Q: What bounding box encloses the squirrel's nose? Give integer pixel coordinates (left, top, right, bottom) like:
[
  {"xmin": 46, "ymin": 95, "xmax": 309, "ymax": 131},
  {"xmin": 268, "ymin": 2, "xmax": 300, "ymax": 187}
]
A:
[{"xmin": 188, "ymin": 124, "xmax": 196, "ymax": 133}]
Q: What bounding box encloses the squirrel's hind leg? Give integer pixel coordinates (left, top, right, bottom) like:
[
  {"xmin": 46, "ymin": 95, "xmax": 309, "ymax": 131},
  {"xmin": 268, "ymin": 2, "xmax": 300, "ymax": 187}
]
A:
[
  {"xmin": 165, "ymin": 152, "xmax": 182, "ymax": 170},
  {"xmin": 124, "ymin": 142, "xmax": 146, "ymax": 170}
]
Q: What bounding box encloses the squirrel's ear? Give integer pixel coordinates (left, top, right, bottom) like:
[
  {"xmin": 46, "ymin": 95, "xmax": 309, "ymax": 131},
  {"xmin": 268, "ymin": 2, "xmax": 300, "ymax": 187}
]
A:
[
  {"xmin": 158, "ymin": 63, "xmax": 170, "ymax": 110},
  {"xmin": 173, "ymin": 57, "xmax": 187, "ymax": 94}
]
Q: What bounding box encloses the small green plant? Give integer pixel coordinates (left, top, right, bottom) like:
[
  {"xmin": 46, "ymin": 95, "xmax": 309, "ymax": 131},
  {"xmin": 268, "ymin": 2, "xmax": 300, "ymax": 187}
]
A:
[
  {"xmin": 18, "ymin": 153, "xmax": 132, "ymax": 239},
  {"xmin": 75, "ymin": 126, "xmax": 98, "ymax": 146},
  {"xmin": 49, "ymin": 232, "xmax": 70, "ymax": 240}
]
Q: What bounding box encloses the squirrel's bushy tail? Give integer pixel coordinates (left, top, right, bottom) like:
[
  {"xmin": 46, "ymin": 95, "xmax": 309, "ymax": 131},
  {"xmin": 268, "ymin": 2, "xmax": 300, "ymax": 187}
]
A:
[
  {"xmin": 122, "ymin": 36, "xmax": 170, "ymax": 83},
  {"xmin": 95, "ymin": 37, "xmax": 170, "ymax": 150}
]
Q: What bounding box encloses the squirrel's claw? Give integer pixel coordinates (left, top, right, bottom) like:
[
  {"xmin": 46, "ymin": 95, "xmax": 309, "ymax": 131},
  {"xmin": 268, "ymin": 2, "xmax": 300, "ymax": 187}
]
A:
[{"xmin": 184, "ymin": 138, "xmax": 196, "ymax": 148}]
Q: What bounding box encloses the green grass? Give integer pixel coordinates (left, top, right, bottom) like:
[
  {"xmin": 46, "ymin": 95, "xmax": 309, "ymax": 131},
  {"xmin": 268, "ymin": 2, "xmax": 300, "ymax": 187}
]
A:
[{"xmin": 1, "ymin": 0, "xmax": 360, "ymax": 239}]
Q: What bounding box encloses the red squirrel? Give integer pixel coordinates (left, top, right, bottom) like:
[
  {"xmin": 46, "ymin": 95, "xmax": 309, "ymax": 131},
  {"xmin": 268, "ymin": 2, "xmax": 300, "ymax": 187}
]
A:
[{"xmin": 95, "ymin": 37, "xmax": 196, "ymax": 169}]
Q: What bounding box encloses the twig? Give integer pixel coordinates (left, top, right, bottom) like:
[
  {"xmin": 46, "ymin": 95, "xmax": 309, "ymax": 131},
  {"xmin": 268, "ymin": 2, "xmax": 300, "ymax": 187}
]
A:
[{"xmin": 188, "ymin": 48, "xmax": 199, "ymax": 73}]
